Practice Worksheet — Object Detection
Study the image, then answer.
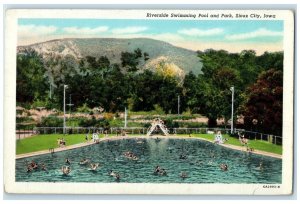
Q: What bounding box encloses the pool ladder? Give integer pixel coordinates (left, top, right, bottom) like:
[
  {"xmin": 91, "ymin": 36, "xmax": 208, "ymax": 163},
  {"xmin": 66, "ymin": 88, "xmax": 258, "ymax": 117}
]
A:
[{"xmin": 49, "ymin": 148, "xmax": 55, "ymax": 155}]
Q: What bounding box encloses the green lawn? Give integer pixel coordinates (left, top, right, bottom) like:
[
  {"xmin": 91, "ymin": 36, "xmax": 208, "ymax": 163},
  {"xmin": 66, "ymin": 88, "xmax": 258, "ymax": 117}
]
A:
[
  {"xmin": 16, "ymin": 134, "xmax": 97, "ymax": 154},
  {"xmin": 191, "ymin": 134, "xmax": 282, "ymax": 155},
  {"xmin": 16, "ymin": 133, "xmax": 282, "ymax": 155}
]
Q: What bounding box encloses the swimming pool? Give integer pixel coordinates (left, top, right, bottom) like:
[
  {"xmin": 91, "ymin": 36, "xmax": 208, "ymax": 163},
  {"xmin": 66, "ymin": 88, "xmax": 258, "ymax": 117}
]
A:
[{"xmin": 15, "ymin": 138, "xmax": 282, "ymax": 183}]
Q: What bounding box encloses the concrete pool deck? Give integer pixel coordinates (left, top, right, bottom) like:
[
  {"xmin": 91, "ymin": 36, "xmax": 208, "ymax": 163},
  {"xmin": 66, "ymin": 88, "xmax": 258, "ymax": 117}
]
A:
[{"xmin": 16, "ymin": 135, "xmax": 282, "ymax": 159}]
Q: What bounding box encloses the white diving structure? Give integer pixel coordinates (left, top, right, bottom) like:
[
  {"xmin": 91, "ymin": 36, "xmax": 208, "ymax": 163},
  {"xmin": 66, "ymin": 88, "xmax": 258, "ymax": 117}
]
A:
[
  {"xmin": 214, "ymin": 131, "xmax": 224, "ymax": 144},
  {"xmin": 147, "ymin": 118, "xmax": 169, "ymax": 136},
  {"xmin": 92, "ymin": 133, "xmax": 99, "ymax": 142}
]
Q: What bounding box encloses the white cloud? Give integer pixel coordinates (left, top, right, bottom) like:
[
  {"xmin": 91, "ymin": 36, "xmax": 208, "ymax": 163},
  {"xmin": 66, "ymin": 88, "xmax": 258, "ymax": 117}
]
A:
[
  {"xmin": 226, "ymin": 28, "xmax": 283, "ymax": 40},
  {"xmin": 178, "ymin": 28, "xmax": 224, "ymax": 36},
  {"xmin": 62, "ymin": 26, "xmax": 109, "ymax": 34},
  {"xmin": 18, "ymin": 25, "xmax": 58, "ymax": 38},
  {"xmin": 111, "ymin": 26, "xmax": 148, "ymax": 34}
]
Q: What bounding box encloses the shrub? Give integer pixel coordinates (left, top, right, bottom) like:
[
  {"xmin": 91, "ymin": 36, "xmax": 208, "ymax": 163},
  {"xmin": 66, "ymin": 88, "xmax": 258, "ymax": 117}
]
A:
[
  {"xmin": 16, "ymin": 116, "xmax": 34, "ymax": 123},
  {"xmin": 104, "ymin": 112, "xmax": 114, "ymax": 120},
  {"xmin": 77, "ymin": 103, "xmax": 91, "ymax": 113},
  {"xmin": 78, "ymin": 117, "xmax": 97, "ymax": 127},
  {"xmin": 177, "ymin": 122, "xmax": 206, "ymax": 128},
  {"xmin": 78, "ymin": 117, "xmax": 110, "ymax": 129},
  {"xmin": 109, "ymin": 119, "xmax": 123, "ymax": 127},
  {"xmin": 164, "ymin": 118, "xmax": 179, "ymax": 128},
  {"xmin": 153, "ymin": 104, "xmax": 165, "ymax": 115},
  {"xmin": 37, "ymin": 116, "xmax": 63, "ymax": 127},
  {"xmin": 31, "ymin": 98, "xmax": 57, "ymax": 110}
]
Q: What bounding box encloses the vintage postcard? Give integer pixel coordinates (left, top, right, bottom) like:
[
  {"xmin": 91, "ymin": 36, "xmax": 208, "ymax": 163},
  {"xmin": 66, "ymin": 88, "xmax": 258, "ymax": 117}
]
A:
[{"xmin": 4, "ymin": 9, "xmax": 294, "ymax": 195}]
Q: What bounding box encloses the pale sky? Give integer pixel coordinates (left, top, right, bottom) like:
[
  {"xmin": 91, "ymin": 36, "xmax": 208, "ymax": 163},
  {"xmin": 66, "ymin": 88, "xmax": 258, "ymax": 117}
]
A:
[{"xmin": 18, "ymin": 19, "xmax": 283, "ymax": 55}]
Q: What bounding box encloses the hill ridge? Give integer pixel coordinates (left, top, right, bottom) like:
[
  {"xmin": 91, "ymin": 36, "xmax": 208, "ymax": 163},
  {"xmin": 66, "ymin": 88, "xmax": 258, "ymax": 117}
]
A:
[{"xmin": 17, "ymin": 38, "xmax": 203, "ymax": 75}]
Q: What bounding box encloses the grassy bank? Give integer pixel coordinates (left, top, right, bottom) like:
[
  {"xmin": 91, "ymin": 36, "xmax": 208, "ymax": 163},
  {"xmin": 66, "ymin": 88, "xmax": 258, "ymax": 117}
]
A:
[
  {"xmin": 16, "ymin": 134, "xmax": 96, "ymax": 154},
  {"xmin": 191, "ymin": 134, "xmax": 282, "ymax": 155},
  {"xmin": 16, "ymin": 133, "xmax": 282, "ymax": 155}
]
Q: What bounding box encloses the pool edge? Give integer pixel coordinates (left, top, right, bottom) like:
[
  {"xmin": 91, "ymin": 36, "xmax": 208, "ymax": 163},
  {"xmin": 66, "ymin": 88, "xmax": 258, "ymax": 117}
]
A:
[{"xmin": 16, "ymin": 135, "xmax": 282, "ymax": 159}]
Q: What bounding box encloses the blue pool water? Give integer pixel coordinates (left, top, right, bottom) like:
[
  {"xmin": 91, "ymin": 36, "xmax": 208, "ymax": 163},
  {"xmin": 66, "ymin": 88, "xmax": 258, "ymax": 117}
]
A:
[{"xmin": 15, "ymin": 138, "xmax": 282, "ymax": 183}]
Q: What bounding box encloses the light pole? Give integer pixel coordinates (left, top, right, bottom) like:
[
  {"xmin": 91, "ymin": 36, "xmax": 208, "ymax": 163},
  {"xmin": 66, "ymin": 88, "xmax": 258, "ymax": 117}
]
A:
[
  {"xmin": 67, "ymin": 94, "xmax": 74, "ymax": 126},
  {"xmin": 63, "ymin": 85, "xmax": 68, "ymax": 134},
  {"xmin": 230, "ymin": 86, "xmax": 234, "ymax": 134},
  {"xmin": 124, "ymin": 107, "xmax": 127, "ymax": 128},
  {"xmin": 178, "ymin": 95, "xmax": 180, "ymax": 115}
]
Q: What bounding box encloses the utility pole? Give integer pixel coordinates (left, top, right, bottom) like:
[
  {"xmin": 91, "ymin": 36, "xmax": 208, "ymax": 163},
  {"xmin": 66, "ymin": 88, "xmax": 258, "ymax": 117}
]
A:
[
  {"xmin": 230, "ymin": 86, "xmax": 235, "ymax": 134},
  {"xmin": 67, "ymin": 94, "xmax": 74, "ymax": 126},
  {"xmin": 178, "ymin": 95, "xmax": 180, "ymax": 115},
  {"xmin": 63, "ymin": 85, "xmax": 68, "ymax": 134},
  {"xmin": 49, "ymin": 84, "xmax": 52, "ymax": 99},
  {"xmin": 124, "ymin": 107, "xmax": 127, "ymax": 128}
]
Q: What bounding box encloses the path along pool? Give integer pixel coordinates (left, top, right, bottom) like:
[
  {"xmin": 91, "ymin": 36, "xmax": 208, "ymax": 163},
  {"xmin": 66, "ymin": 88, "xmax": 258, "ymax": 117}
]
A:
[{"xmin": 15, "ymin": 138, "xmax": 282, "ymax": 183}]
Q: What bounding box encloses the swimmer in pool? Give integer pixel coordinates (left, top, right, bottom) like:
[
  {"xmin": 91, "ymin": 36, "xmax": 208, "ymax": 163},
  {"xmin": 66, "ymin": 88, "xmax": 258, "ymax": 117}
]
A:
[
  {"xmin": 220, "ymin": 163, "xmax": 228, "ymax": 171},
  {"xmin": 109, "ymin": 170, "xmax": 117, "ymax": 177},
  {"xmin": 154, "ymin": 166, "xmax": 161, "ymax": 174},
  {"xmin": 180, "ymin": 171, "xmax": 188, "ymax": 179},
  {"xmin": 259, "ymin": 162, "xmax": 263, "ymax": 170},
  {"xmin": 115, "ymin": 173, "xmax": 121, "ymax": 181},
  {"xmin": 26, "ymin": 165, "xmax": 33, "ymax": 173},
  {"xmin": 41, "ymin": 163, "xmax": 47, "ymax": 171},
  {"xmin": 90, "ymin": 163, "xmax": 99, "ymax": 171}
]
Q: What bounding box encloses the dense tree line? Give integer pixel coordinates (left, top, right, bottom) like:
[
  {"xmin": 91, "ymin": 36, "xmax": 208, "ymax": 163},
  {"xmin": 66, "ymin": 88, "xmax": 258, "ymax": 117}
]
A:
[{"xmin": 16, "ymin": 48, "xmax": 283, "ymax": 135}]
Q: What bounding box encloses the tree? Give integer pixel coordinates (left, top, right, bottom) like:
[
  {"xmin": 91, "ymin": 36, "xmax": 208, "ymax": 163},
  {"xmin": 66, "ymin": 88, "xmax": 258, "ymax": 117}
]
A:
[
  {"xmin": 86, "ymin": 56, "xmax": 98, "ymax": 70},
  {"xmin": 143, "ymin": 52, "xmax": 150, "ymax": 61},
  {"xmin": 183, "ymin": 71, "xmax": 199, "ymax": 112},
  {"xmin": 16, "ymin": 51, "xmax": 48, "ymax": 103},
  {"xmin": 131, "ymin": 70, "xmax": 162, "ymax": 111},
  {"xmin": 256, "ymin": 51, "xmax": 283, "ymax": 72},
  {"xmin": 241, "ymin": 69, "xmax": 283, "ymax": 135},
  {"xmin": 97, "ymin": 56, "xmax": 111, "ymax": 79},
  {"xmin": 121, "ymin": 48, "xmax": 143, "ymax": 72},
  {"xmin": 130, "ymin": 70, "xmax": 183, "ymax": 114},
  {"xmin": 196, "ymin": 49, "xmax": 243, "ymax": 126},
  {"xmin": 158, "ymin": 76, "xmax": 183, "ymax": 114}
]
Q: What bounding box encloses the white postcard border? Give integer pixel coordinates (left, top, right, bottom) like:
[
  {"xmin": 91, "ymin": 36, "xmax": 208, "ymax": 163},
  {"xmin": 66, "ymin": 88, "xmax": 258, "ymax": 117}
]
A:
[{"xmin": 4, "ymin": 9, "xmax": 294, "ymax": 195}]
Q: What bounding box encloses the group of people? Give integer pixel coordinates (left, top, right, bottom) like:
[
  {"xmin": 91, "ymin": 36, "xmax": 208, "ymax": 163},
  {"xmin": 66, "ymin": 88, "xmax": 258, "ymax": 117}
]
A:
[
  {"xmin": 154, "ymin": 166, "xmax": 167, "ymax": 176},
  {"xmin": 238, "ymin": 132, "xmax": 256, "ymax": 153},
  {"xmin": 57, "ymin": 138, "xmax": 66, "ymax": 147},
  {"xmin": 79, "ymin": 158, "xmax": 90, "ymax": 165},
  {"xmin": 26, "ymin": 160, "xmax": 47, "ymax": 172},
  {"xmin": 214, "ymin": 131, "xmax": 228, "ymax": 144},
  {"xmin": 25, "ymin": 157, "xmax": 102, "ymax": 176},
  {"xmin": 78, "ymin": 158, "xmax": 100, "ymax": 171},
  {"xmin": 238, "ymin": 133, "xmax": 249, "ymax": 145},
  {"xmin": 123, "ymin": 151, "xmax": 139, "ymax": 160}
]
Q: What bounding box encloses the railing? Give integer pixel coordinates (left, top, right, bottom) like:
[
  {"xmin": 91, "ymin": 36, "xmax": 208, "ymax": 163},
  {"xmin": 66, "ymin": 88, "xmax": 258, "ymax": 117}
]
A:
[{"xmin": 15, "ymin": 126, "xmax": 282, "ymax": 145}]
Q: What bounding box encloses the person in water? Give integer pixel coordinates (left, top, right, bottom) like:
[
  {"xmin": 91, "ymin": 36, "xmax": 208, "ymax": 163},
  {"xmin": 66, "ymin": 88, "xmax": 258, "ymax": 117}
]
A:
[
  {"xmin": 62, "ymin": 166, "xmax": 71, "ymax": 175},
  {"xmin": 30, "ymin": 160, "xmax": 38, "ymax": 169},
  {"xmin": 115, "ymin": 173, "xmax": 121, "ymax": 181},
  {"xmin": 109, "ymin": 170, "xmax": 117, "ymax": 177},
  {"xmin": 180, "ymin": 171, "xmax": 188, "ymax": 179},
  {"xmin": 79, "ymin": 158, "xmax": 89, "ymax": 165},
  {"xmin": 41, "ymin": 163, "xmax": 47, "ymax": 171},
  {"xmin": 220, "ymin": 163, "xmax": 228, "ymax": 171},
  {"xmin": 154, "ymin": 166, "xmax": 161, "ymax": 174},
  {"xmin": 26, "ymin": 165, "xmax": 33, "ymax": 173},
  {"xmin": 160, "ymin": 168, "xmax": 167, "ymax": 176},
  {"xmin": 259, "ymin": 161, "xmax": 263, "ymax": 170},
  {"xmin": 90, "ymin": 163, "xmax": 99, "ymax": 170}
]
